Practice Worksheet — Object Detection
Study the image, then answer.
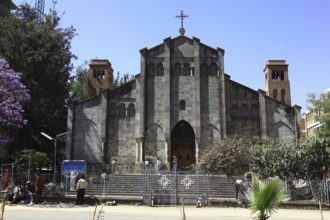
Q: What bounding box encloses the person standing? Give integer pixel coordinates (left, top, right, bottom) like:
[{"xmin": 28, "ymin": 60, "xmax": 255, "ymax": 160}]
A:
[
  {"xmin": 156, "ymin": 157, "xmax": 162, "ymax": 174},
  {"xmin": 76, "ymin": 175, "xmax": 88, "ymax": 205},
  {"xmin": 34, "ymin": 173, "xmax": 45, "ymax": 204},
  {"xmin": 172, "ymin": 155, "xmax": 178, "ymax": 174}
]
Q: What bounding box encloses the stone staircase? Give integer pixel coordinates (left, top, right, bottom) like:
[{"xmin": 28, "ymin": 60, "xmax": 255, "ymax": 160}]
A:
[{"xmin": 79, "ymin": 174, "xmax": 237, "ymax": 201}]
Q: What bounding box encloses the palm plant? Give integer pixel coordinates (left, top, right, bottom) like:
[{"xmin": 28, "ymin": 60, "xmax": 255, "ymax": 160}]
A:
[{"xmin": 248, "ymin": 177, "xmax": 287, "ymax": 220}]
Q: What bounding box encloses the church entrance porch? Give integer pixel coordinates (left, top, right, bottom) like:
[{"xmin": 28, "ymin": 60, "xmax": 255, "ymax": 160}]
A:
[{"xmin": 171, "ymin": 121, "xmax": 195, "ymax": 170}]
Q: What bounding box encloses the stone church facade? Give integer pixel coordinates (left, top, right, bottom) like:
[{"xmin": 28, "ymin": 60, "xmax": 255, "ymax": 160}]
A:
[{"xmin": 66, "ymin": 34, "xmax": 301, "ymax": 174}]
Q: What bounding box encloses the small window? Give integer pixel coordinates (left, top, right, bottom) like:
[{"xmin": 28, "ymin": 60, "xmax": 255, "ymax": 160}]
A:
[
  {"xmin": 179, "ymin": 99, "xmax": 186, "ymax": 110},
  {"xmin": 127, "ymin": 103, "xmax": 135, "ymax": 117},
  {"xmin": 210, "ymin": 63, "xmax": 218, "ymax": 76},
  {"xmin": 273, "ymin": 89, "xmax": 278, "ymax": 100},
  {"xmin": 272, "ymin": 71, "xmax": 275, "ymax": 79}
]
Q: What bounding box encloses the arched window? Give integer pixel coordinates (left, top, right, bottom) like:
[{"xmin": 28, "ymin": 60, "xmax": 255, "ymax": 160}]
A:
[
  {"xmin": 272, "ymin": 71, "xmax": 275, "ymax": 80},
  {"xmin": 118, "ymin": 103, "xmax": 126, "ymax": 117},
  {"xmin": 174, "ymin": 63, "xmax": 181, "ymax": 76},
  {"xmin": 101, "ymin": 70, "xmax": 105, "ymax": 80},
  {"xmin": 273, "ymin": 89, "xmax": 278, "ymax": 100},
  {"xmin": 281, "ymin": 89, "xmax": 286, "ymax": 103},
  {"xmin": 127, "ymin": 103, "xmax": 135, "ymax": 117},
  {"xmin": 179, "ymin": 99, "xmax": 186, "ymax": 110},
  {"xmin": 147, "ymin": 63, "xmax": 155, "ymax": 76},
  {"xmin": 109, "ymin": 103, "xmax": 117, "ymax": 117},
  {"xmin": 276, "ymin": 71, "xmax": 280, "ymax": 80},
  {"xmin": 280, "ymin": 71, "xmax": 284, "ymax": 80},
  {"xmin": 97, "ymin": 70, "xmax": 102, "ymax": 80},
  {"xmin": 93, "ymin": 70, "xmax": 97, "ymax": 80},
  {"xmin": 156, "ymin": 63, "xmax": 164, "ymax": 76},
  {"xmin": 210, "ymin": 63, "xmax": 218, "ymax": 76},
  {"xmin": 200, "ymin": 63, "xmax": 208, "ymax": 76},
  {"xmin": 183, "ymin": 63, "xmax": 190, "ymax": 76}
]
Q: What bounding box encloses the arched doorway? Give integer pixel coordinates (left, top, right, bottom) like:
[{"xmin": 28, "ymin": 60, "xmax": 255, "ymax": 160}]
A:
[{"xmin": 171, "ymin": 121, "xmax": 195, "ymax": 170}]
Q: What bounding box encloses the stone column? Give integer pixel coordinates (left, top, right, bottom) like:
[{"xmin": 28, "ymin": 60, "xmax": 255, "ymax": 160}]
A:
[
  {"xmin": 136, "ymin": 49, "xmax": 147, "ymax": 139},
  {"xmin": 163, "ymin": 37, "xmax": 171, "ymax": 142},
  {"xmin": 135, "ymin": 139, "xmax": 140, "ymax": 163},
  {"xmin": 100, "ymin": 90, "xmax": 109, "ymax": 162},
  {"xmin": 164, "ymin": 141, "xmax": 168, "ymax": 163},
  {"xmin": 293, "ymin": 105, "xmax": 302, "ymax": 141},
  {"xmin": 258, "ymin": 89, "xmax": 267, "ymax": 138},
  {"xmin": 195, "ymin": 139, "xmax": 200, "ymax": 163},
  {"xmin": 218, "ymin": 47, "xmax": 227, "ymax": 138},
  {"xmin": 140, "ymin": 138, "xmax": 144, "ymax": 162},
  {"xmin": 193, "ymin": 37, "xmax": 201, "ymax": 140}
]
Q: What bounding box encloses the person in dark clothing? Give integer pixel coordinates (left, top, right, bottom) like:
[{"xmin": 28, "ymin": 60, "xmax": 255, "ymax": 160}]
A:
[
  {"xmin": 235, "ymin": 179, "xmax": 247, "ymax": 199},
  {"xmin": 34, "ymin": 173, "xmax": 45, "ymax": 204},
  {"xmin": 25, "ymin": 180, "xmax": 35, "ymax": 204}
]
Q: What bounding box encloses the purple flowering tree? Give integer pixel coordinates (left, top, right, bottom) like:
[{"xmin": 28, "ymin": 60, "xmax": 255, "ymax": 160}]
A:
[{"xmin": 0, "ymin": 58, "xmax": 30, "ymax": 145}]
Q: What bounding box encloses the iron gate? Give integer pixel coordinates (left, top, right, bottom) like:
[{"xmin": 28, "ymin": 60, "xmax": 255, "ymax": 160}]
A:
[{"xmin": 142, "ymin": 164, "xmax": 209, "ymax": 205}]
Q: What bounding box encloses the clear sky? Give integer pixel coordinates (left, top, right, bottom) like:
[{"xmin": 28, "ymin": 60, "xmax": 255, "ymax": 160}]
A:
[{"xmin": 14, "ymin": 0, "xmax": 330, "ymax": 112}]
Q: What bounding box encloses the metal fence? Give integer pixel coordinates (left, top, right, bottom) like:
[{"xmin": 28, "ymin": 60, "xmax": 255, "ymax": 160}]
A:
[
  {"xmin": 142, "ymin": 164, "xmax": 209, "ymax": 205},
  {"xmin": 2, "ymin": 172, "xmax": 330, "ymax": 205},
  {"xmin": 284, "ymin": 179, "xmax": 330, "ymax": 204}
]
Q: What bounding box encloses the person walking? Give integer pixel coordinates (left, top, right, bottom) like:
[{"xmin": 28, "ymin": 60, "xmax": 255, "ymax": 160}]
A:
[{"xmin": 76, "ymin": 175, "xmax": 88, "ymax": 205}]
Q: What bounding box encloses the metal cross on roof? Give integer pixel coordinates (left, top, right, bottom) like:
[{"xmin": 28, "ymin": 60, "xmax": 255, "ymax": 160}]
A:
[{"xmin": 176, "ymin": 10, "xmax": 188, "ymax": 29}]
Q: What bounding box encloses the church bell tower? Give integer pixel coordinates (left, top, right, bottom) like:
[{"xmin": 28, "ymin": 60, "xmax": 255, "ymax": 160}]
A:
[
  {"xmin": 264, "ymin": 60, "xmax": 291, "ymax": 106},
  {"xmin": 88, "ymin": 59, "xmax": 114, "ymax": 97}
]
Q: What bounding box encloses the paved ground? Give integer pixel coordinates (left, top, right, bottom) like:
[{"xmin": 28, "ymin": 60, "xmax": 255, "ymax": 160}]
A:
[{"xmin": 3, "ymin": 203, "xmax": 330, "ymax": 220}]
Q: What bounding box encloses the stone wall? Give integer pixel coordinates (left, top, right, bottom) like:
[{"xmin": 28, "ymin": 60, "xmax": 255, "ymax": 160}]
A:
[
  {"xmin": 69, "ymin": 96, "xmax": 103, "ymax": 173},
  {"xmin": 225, "ymin": 79, "xmax": 260, "ymax": 138}
]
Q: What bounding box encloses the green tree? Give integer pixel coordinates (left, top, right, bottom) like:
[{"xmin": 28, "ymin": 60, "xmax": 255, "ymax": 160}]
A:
[
  {"xmin": 248, "ymin": 177, "xmax": 287, "ymax": 220},
  {"xmin": 70, "ymin": 62, "xmax": 89, "ymax": 103},
  {"xmin": 248, "ymin": 137, "xmax": 290, "ymax": 179},
  {"xmin": 114, "ymin": 71, "xmax": 133, "ymax": 88},
  {"xmin": 14, "ymin": 149, "xmax": 50, "ymax": 176},
  {"xmin": 307, "ymin": 91, "xmax": 330, "ymax": 143},
  {"xmin": 297, "ymin": 137, "xmax": 329, "ymax": 180},
  {"xmin": 199, "ymin": 137, "xmax": 248, "ymax": 176},
  {"xmin": 0, "ymin": 3, "xmax": 76, "ymax": 160},
  {"xmin": 248, "ymin": 137, "xmax": 330, "ymax": 180}
]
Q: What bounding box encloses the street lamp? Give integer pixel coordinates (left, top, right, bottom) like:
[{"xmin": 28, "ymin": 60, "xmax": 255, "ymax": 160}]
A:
[{"xmin": 41, "ymin": 131, "xmax": 70, "ymax": 183}]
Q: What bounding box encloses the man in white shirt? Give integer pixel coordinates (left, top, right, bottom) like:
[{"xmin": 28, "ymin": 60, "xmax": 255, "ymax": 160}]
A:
[{"xmin": 76, "ymin": 175, "xmax": 88, "ymax": 205}]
